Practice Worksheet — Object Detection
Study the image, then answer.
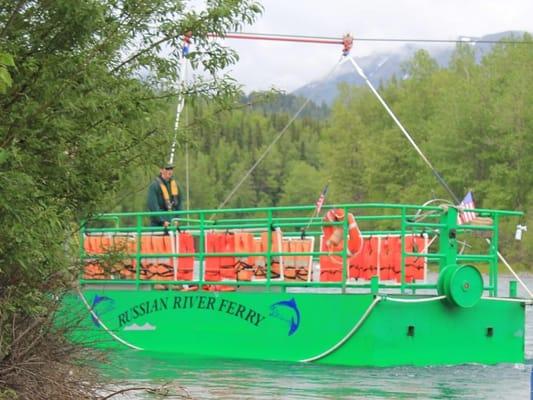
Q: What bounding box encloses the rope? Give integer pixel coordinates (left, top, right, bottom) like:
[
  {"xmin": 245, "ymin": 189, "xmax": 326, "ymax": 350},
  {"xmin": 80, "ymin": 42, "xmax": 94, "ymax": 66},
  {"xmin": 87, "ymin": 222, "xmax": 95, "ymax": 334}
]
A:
[
  {"xmin": 413, "ymin": 199, "xmax": 454, "ymax": 222},
  {"xmin": 383, "ymin": 295, "xmax": 446, "ymax": 303},
  {"xmin": 168, "ymin": 58, "xmax": 187, "ymax": 165},
  {"xmin": 215, "ymin": 58, "xmax": 344, "ymax": 210},
  {"xmin": 300, "ymin": 296, "xmax": 380, "ymax": 363},
  {"xmin": 300, "ymin": 294, "xmax": 446, "ymax": 363},
  {"xmin": 220, "ymin": 32, "xmax": 340, "ymax": 45},
  {"xmin": 76, "ymin": 287, "xmax": 143, "ymax": 350},
  {"xmin": 489, "ymin": 240, "xmax": 533, "ymax": 298},
  {"xmin": 347, "ymin": 56, "xmax": 460, "ymax": 204},
  {"xmin": 481, "ymin": 296, "xmax": 533, "ymax": 304},
  {"xmin": 185, "ymin": 99, "xmax": 190, "ymax": 211},
  {"xmin": 420, "ymin": 234, "xmax": 437, "ymax": 255},
  {"xmin": 347, "ymin": 56, "xmax": 533, "ymax": 298},
  {"xmin": 222, "ymin": 32, "xmax": 532, "ymax": 46}
]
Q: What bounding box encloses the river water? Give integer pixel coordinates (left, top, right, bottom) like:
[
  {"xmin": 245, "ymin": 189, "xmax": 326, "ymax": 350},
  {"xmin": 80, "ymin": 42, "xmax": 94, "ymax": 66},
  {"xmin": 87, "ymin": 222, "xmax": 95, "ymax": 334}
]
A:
[{"xmin": 101, "ymin": 274, "xmax": 533, "ymax": 399}]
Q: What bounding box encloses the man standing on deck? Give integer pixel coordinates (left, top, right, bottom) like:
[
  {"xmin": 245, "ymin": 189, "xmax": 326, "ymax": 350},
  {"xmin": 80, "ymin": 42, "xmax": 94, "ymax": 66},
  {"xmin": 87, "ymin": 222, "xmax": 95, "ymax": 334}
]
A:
[{"xmin": 146, "ymin": 164, "xmax": 182, "ymax": 226}]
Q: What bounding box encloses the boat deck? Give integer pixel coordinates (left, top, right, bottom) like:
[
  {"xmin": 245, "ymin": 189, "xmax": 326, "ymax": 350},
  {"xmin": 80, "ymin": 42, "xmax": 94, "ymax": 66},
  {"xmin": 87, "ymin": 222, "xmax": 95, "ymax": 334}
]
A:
[{"xmin": 79, "ymin": 203, "xmax": 522, "ymax": 298}]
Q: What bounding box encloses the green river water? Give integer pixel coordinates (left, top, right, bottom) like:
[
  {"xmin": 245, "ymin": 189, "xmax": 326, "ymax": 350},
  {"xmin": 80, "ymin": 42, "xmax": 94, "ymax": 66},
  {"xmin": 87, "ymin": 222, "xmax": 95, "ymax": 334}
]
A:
[{"xmin": 98, "ymin": 274, "xmax": 533, "ymax": 399}]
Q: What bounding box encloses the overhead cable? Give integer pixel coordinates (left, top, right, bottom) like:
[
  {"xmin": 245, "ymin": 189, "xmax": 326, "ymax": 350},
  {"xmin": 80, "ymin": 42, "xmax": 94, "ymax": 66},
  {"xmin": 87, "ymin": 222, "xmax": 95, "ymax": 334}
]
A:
[{"xmin": 221, "ymin": 31, "xmax": 531, "ymax": 46}]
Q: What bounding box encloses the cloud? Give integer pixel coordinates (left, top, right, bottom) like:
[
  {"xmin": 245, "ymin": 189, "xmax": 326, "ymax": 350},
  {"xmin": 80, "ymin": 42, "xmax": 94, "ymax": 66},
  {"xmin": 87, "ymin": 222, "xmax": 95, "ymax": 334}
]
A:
[{"xmin": 218, "ymin": 0, "xmax": 533, "ymax": 92}]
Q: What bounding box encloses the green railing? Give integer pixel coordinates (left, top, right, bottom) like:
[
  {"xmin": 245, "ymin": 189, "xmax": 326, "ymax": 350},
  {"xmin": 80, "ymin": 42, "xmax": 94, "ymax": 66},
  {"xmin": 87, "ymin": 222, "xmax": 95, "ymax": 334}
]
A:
[{"xmin": 79, "ymin": 203, "xmax": 522, "ymax": 296}]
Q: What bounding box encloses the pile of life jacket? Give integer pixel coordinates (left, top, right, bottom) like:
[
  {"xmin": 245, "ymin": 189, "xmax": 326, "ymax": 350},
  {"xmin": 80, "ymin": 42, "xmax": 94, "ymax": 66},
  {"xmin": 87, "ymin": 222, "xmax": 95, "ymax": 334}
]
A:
[
  {"xmin": 82, "ymin": 233, "xmax": 195, "ymax": 281},
  {"xmin": 320, "ymin": 234, "xmax": 427, "ymax": 282}
]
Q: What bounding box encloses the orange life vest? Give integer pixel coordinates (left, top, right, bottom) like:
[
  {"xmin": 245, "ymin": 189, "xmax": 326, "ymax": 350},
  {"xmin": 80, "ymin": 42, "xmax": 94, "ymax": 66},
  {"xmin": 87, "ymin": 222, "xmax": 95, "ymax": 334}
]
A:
[{"xmin": 157, "ymin": 177, "xmax": 179, "ymax": 211}]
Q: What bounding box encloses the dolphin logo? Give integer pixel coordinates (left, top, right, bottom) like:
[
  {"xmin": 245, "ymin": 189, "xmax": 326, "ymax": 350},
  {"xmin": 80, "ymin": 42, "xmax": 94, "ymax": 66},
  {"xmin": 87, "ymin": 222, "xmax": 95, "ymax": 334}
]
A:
[
  {"xmin": 90, "ymin": 294, "xmax": 114, "ymax": 328},
  {"xmin": 270, "ymin": 298, "xmax": 301, "ymax": 336}
]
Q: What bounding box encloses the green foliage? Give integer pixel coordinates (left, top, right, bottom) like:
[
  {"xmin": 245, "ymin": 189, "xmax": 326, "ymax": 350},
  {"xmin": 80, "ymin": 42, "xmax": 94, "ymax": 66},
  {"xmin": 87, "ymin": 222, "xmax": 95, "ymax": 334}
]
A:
[
  {"xmin": 320, "ymin": 37, "xmax": 533, "ymax": 262},
  {"xmin": 155, "ymin": 92, "xmax": 329, "ymax": 211},
  {"xmin": 278, "ymin": 161, "xmax": 323, "ymax": 206},
  {"xmin": 0, "ymin": 0, "xmax": 262, "ymax": 397},
  {"xmin": 0, "ymin": 3, "xmax": 531, "ymax": 393},
  {"xmin": 243, "ymin": 91, "xmax": 330, "ymax": 118},
  {"xmin": 0, "ymin": 52, "xmax": 14, "ymax": 93},
  {"xmin": 142, "ymin": 37, "xmax": 533, "ymax": 266}
]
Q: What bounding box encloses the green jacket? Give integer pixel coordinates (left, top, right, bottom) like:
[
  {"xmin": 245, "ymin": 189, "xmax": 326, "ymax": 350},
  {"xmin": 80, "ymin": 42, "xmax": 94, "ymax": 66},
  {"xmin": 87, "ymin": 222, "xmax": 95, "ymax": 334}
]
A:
[{"xmin": 146, "ymin": 176, "xmax": 182, "ymax": 226}]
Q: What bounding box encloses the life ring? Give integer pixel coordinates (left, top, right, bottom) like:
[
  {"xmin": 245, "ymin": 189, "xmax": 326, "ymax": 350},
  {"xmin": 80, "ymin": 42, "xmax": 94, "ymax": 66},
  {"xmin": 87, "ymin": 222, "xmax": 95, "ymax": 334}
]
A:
[{"xmin": 323, "ymin": 208, "xmax": 363, "ymax": 261}]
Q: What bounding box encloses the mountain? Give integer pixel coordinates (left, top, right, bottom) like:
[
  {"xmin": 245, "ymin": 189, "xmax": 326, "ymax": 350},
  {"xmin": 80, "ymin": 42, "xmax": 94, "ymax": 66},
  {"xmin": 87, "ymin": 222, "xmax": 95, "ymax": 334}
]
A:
[{"xmin": 292, "ymin": 31, "xmax": 527, "ymax": 105}]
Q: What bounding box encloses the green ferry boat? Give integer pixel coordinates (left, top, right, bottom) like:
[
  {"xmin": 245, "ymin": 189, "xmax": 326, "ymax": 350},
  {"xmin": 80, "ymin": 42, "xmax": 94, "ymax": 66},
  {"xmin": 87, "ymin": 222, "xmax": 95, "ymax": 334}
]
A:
[{"xmin": 64, "ymin": 202, "xmax": 528, "ymax": 367}]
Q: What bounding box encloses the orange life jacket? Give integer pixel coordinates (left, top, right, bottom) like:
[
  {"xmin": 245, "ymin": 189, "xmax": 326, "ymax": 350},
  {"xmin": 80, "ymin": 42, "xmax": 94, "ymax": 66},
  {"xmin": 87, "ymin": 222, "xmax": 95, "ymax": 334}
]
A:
[{"xmin": 157, "ymin": 177, "xmax": 179, "ymax": 211}]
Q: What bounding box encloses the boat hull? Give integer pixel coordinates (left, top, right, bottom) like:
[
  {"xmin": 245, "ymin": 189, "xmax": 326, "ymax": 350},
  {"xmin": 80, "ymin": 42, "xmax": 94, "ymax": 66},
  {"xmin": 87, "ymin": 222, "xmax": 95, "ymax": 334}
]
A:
[{"xmin": 62, "ymin": 288, "xmax": 525, "ymax": 367}]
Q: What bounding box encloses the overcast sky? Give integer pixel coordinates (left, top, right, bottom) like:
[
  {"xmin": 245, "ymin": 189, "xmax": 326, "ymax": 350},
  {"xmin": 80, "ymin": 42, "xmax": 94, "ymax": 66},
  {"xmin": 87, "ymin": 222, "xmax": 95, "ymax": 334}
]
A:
[{"xmin": 212, "ymin": 0, "xmax": 532, "ymax": 92}]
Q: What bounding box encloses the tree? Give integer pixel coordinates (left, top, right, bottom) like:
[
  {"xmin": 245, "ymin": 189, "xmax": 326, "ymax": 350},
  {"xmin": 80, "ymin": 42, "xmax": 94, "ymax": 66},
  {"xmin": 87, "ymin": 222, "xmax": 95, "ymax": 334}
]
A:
[
  {"xmin": 278, "ymin": 161, "xmax": 323, "ymax": 206},
  {"xmin": 0, "ymin": 1, "xmax": 262, "ymax": 398},
  {"xmin": 0, "ymin": 51, "xmax": 14, "ymax": 93}
]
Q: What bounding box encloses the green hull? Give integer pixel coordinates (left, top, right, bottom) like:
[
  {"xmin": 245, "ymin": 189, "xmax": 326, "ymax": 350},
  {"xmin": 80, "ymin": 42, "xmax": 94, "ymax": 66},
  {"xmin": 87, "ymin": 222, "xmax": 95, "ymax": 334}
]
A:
[{"xmin": 63, "ymin": 289, "xmax": 525, "ymax": 367}]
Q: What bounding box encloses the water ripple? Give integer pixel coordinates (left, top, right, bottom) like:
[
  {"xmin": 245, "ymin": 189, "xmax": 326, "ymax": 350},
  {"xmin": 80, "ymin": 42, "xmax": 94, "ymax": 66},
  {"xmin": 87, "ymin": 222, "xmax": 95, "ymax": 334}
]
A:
[{"xmin": 102, "ymin": 274, "xmax": 533, "ymax": 399}]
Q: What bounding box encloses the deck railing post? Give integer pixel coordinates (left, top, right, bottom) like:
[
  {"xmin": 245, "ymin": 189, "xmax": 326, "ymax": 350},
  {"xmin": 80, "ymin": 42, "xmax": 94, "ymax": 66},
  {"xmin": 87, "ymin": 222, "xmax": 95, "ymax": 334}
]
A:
[
  {"xmin": 400, "ymin": 207, "xmax": 406, "ymax": 294},
  {"xmin": 370, "ymin": 276, "xmax": 379, "ymax": 295},
  {"xmin": 490, "ymin": 214, "xmax": 499, "ymax": 297},
  {"xmin": 199, "ymin": 212, "xmax": 205, "ymax": 289},
  {"xmin": 509, "ymin": 280, "xmax": 517, "ymax": 298},
  {"xmin": 135, "ymin": 214, "xmax": 142, "ymax": 290},
  {"xmin": 80, "ymin": 220, "xmax": 86, "ymax": 279},
  {"xmin": 76, "ymin": 204, "xmax": 522, "ymax": 296},
  {"xmin": 267, "ymin": 209, "xmax": 273, "ymax": 291},
  {"xmin": 342, "ymin": 206, "xmax": 348, "ymax": 293},
  {"xmin": 439, "ymin": 207, "xmax": 458, "ymax": 271}
]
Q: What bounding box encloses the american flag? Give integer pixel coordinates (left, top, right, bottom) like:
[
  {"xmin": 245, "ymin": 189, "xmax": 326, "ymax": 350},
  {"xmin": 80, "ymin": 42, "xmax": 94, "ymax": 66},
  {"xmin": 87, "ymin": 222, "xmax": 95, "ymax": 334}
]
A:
[
  {"xmin": 315, "ymin": 184, "xmax": 329, "ymax": 214},
  {"xmin": 182, "ymin": 32, "xmax": 192, "ymax": 57},
  {"xmin": 457, "ymin": 191, "xmax": 476, "ymax": 224}
]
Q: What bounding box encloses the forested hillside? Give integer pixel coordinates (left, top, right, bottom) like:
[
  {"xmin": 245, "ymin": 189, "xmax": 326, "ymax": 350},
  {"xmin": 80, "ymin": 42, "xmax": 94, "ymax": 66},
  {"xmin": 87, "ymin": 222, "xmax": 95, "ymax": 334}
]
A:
[
  {"xmin": 2, "ymin": 0, "xmax": 529, "ymax": 397},
  {"xmin": 294, "ymin": 31, "xmax": 527, "ymax": 105},
  {"xmin": 128, "ymin": 34, "xmax": 533, "ymax": 264}
]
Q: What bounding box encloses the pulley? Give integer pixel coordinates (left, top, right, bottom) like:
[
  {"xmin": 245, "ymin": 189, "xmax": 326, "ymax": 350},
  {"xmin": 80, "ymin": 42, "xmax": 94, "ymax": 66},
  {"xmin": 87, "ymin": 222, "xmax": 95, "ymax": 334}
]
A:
[{"xmin": 437, "ymin": 264, "xmax": 483, "ymax": 308}]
